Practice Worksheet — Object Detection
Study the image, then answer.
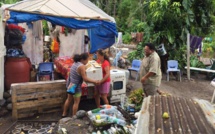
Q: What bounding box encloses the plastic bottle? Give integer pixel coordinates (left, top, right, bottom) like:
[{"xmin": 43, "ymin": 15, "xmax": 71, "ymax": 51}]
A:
[
  {"xmin": 100, "ymin": 105, "xmax": 117, "ymax": 109},
  {"xmin": 88, "ymin": 108, "xmax": 101, "ymax": 116},
  {"xmin": 128, "ymin": 128, "xmax": 134, "ymax": 134},
  {"xmin": 132, "ymin": 119, "xmax": 137, "ymax": 125},
  {"xmin": 115, "ymin": 111, "xmax": 125, "ymax": 120},
  {"xmin": 107, "ymin": 129, "xmax": 113, "ymax": 134},
  {"xmin": 107, "ymin": 117, "xmax": 127, "ymax": 126},
  {"xmin": 134, "ymin": 112, "xmax": 140, "ymax": 118},
  {"xmin": 95, "ymin": 114, "xmax": 109, "ymax": 119},
  {"xmin": 97, "ymin": 130, "xmax": 102, "ymax": 134},
  {"xmin": 110, "ymin": 127, "xmax": 117, "ymax": 134},
  {"xmin": 102, "ymin": 130, "xmax": 108, "ymax": 134},
  {"xmin": 130, "ymin": 124, "xmax": 135, "ymax": 130},
  {"xmin": 126, "ymin": 124, "xmax": 135, "ymax": 134},
  {"xmin": 117, "ymin": 119, "xmax": 127, "ymax": 126},
  {"xmin": 99, "ymin": 114, "xmax": 109, "ymax": 120},
  {"xmin": 100, "ymin": 107, "xmax": 117, "ymax": 115},
  {"xmin": 89, "ymin": 115, "xmax": 96, "ymax": 121},
  {"xmin": 114, "ymin": 126, "xmax": 122, "ymax": 134}
]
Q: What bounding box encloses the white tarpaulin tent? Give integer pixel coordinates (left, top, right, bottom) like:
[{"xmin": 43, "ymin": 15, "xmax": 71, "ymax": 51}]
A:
[
  {"xmin": 0, "ymin": 0, "xmax": 117, "ymax": 99},
  {"xmin": 6, "ymin": 0, "xmax": 115, "ymax": 22}
]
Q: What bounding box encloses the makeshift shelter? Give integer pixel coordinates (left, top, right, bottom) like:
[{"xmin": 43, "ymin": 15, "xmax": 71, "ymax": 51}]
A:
[{"xmin": 0, "ymin": 0, "xmax": 118, "ymax": 99}]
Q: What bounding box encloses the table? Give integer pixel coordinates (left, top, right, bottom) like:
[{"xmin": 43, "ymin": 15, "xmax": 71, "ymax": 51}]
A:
[
  {"xmin": 54, "ymin": 56, "xmax": 73, "ymax": 80},
  {"xmin": 185, "ymin": 66, "xmax": 215, "ymax": 73}
]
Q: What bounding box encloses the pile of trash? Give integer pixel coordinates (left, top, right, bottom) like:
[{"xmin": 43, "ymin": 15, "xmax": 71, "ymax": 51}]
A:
[
  {"xmin": 55, "ymin": 105, "xmax": 139, "ymax": 134},
  {"xmin": 87, "ymin": 105, "xmax": 136, "ymax": 134}
]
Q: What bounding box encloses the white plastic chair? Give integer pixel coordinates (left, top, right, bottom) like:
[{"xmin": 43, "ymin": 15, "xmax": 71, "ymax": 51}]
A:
[
  {"xmin": 210, "ymin": 79, "xmax": 215, "ymax": 104},
  {"xmin": 166, "ymin": 60, "xmax": 181, "ymax": 81}
]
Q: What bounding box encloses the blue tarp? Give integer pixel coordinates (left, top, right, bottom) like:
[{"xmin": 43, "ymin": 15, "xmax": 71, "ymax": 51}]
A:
[{"xmin": 7, "ymin": 11, "xmax": 118, "ymax": 53}]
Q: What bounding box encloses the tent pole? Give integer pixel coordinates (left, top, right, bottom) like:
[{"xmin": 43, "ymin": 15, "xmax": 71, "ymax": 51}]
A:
[
  {"xmin": 115, "ymin": 35, "xmax": 118, "ymax": 69},
  {"xmin": 0, "ymin": 8, "xmax": 6, "ymax": 99},
  {"xmin": 187, "ymin": 33, "xmax": 190, "ymax": 80}
]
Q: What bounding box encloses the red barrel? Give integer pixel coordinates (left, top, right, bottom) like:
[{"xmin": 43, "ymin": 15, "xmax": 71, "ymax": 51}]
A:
[{"xmin": 5, "ymin": 57, "xmax": 32, "ymax": 90}]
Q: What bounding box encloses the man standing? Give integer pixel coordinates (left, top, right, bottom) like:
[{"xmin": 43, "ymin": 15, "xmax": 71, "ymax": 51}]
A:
[{"xmin": 140, "ymin": 43, "xmax": 162, "ymax": 96}]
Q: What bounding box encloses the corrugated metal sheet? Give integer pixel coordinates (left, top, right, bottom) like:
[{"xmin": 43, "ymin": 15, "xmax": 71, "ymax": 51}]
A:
[
  {"xmin": 6, "ymin": 0, "xmax": 115, "ymax": 21},
  {"xmin": 135, "ymin": 96, "xmax": 215, "ymax": 134}
]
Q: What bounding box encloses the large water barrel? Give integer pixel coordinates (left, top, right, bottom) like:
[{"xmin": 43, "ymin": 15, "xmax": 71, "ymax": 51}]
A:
[{"xmin": 5, "ymin": 57, "xmax": 32, "ymax": 90}]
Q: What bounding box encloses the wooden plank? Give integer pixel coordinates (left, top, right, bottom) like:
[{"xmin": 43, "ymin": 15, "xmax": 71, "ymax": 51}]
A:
[
  {"xmin": 39, "ymin": 103, "xmax": 62, "ymax": 111},
  {"xmin": 13, "ymin": 83, "xmax": 66, "ymax": 95},
  {"xmin": 11, "ymin": 80, "xmax": 66, "ymax": 86},
  {"xmin": 39, "ymin": 103, "xmax": 63, "ymax": 108},
  {"xmin": 16, "ymin": 90, "xmax": 66, "ymax": 101},
  {"xmin": 15, "ymin": 97, "xmax": 64, "ymax": 109},
  {"xmin": 12, "ymin": 86, "xmax": 18, "ymax": 119},
  {"xmin": 18, "ymin": 113, "xmax": 35, "ymax": 119},
  {"xmin": 11, "ymin": 80, "xmax": 65, "ymax": 91},
  {"xmin": 41, "ymin": 104, "xmax": 62, "ymax": 113},
  {"xmin": 18, "ymin": 110, "xmax": 38, "ymax": 118},
  {"xmin": 18, "ymin": 107, "xmax": 38, "ymax": 113},
  {"xmin": 11, "ymin": 80, "xmax": 66, "ymax": 119},
  {"xmin": 11, "ymin": 86, "xmax": 17, "ymax": 103},
  {"xmin": 38, "ymin": 97, "xmax": 43, "ymax": 113},
  {"xmin": 42, "ymin": 109, "xmax": 61, "ymax": 113}
]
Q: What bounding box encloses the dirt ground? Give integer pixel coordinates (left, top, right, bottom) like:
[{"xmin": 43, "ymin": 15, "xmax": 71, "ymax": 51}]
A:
[
  {"xmin": 0, "ymin": 72, "xmax": 214, "ymax": 133},
  {"xmin": 130, "ymin": 73, "xmax": 214, "ymax": 102}
]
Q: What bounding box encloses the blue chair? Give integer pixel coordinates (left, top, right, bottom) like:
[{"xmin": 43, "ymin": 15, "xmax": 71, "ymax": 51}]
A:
[
  {"xmin": 37, "ymin": 62, "xmax": 54, "ymax": 81},
  {"xmin": 128, "ymin": 60, "xmax": 142, "ymax": 81},
  {"xmin": 166, "ymin": 60, "xmax": 181, "ymax": 81}
]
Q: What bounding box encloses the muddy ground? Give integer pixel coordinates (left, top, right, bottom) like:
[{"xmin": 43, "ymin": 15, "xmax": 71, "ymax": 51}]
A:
[{"xmin": 0, "ymin": 72, "xmax": 214, "ymax": 133}]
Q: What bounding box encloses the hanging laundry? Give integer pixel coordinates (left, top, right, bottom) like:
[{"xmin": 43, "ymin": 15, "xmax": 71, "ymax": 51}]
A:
[
  {"xmin": 33, "ymin": 21, "xmax": 43, "ymax": 40},
  {"xmin": 190, "ymin": 35, "xmax": 203, "ymax": 53}
]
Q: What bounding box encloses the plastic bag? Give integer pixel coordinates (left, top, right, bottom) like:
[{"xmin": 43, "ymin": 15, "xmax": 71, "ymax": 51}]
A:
[
  {"xmin": 51, "ymin": 38, "xmax": 59, "ymax": 53},
  {"xmin": 67, "ymin": 83, "xmax": 77, "ymax": 94},
  {"xmin": 6, "ymin": 48, "xmax": 25, "ymax": 57}
]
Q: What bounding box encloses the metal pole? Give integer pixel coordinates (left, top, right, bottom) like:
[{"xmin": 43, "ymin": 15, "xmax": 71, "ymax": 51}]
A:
[
  {"xmin": 0, "ymin": 8, "xmax": 6, "ymax": 99},
  {"xmin": 115, "ymin": 34, "xmax": 118, "ymax": 69},
  {"xmin": 187, "ymin": 33, "xmax": 190, "ymax": 80},
  {"xmin": 113, "ymin": 0, "xmax": 116, "ymax": 18}
]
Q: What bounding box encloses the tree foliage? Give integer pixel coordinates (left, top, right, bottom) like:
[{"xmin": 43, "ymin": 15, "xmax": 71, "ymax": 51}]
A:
[
  {"xmin": 1, "ymin": 0, "xmax": 21, "ymax": 6},
  {"xmin": 91, "ymin": 0, "xmax": 215, "ymax": 68}
]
